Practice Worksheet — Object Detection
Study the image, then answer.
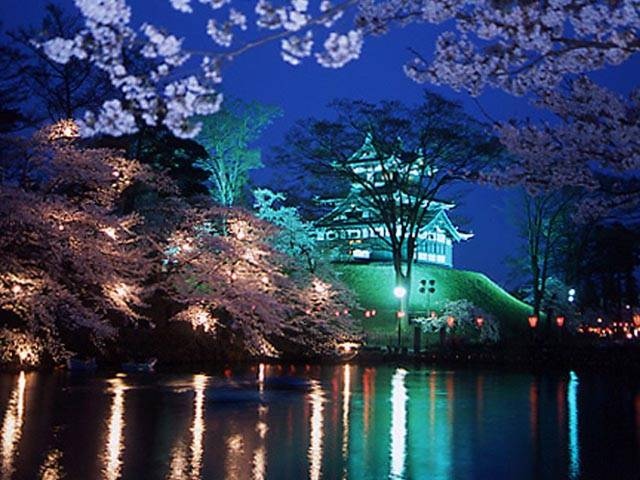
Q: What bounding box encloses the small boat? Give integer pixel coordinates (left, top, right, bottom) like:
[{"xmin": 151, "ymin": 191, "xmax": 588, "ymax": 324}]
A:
[
  {"xmin": 66, "ymin": 357, "xmax": 97, "ymax": 372},
  {"xmin": 207, "ymin": 387, "xmax": 264, "ymax": 404},
  {"xmin": 264, "ymin": 376, "xmax": 313, "ymax": 391},
  {"xmin": 121, "ymin": 357, "xmax": 157, "ymax": 373}
]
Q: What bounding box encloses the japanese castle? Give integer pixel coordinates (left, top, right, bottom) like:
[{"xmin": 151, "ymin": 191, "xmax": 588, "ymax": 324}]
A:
[{"xmin": 313, "ymin": 134, "xmax": 472, "ymax": 268}]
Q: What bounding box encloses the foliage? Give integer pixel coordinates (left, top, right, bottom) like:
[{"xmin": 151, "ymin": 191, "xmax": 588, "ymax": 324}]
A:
[
  {"xmin": 195, "ymin": 100, "xmax": 281, "ymax": 206},
  {"xmin": 520, "ymin": 277, "xmax": 579, "ymax": 330},
  {"xmin": 253, "ymin": 188, "xmax": 319, "ymax": 272},
  {"xmin": 414, "ymin": 299, "xmax": 500, "ymax": 344}
]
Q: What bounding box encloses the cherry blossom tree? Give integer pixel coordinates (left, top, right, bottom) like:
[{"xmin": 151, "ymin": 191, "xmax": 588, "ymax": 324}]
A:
[
  {"xmin": 1, "ymin": 124, "xmax": 358, "ymax": 365},
  {"xmin": 33, "ymin": 0, "xmax": 361, "ymax": 139},
  {"xmin": 415, "ymin": 299, "xmax": 499, "ymax": 344},
  {"xmin": 0, "ymin": 126, "xmax": 156, "ymax": 365},
  {"xmin": 33, "ymin": 0, "xmax": 639, "ymax": 140},
  {"xmin": 162, "ymin": 206, "xmax": 360, "ymax": 357},
  {"xmin": 489, "ymin": 77, "xmax": 640, "ymax": 218}
]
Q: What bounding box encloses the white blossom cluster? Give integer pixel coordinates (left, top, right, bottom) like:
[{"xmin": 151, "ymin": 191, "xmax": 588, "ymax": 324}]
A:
[
  {"xmin": 141, "ymin": 23, "xmax": 189, "ymax": 67},
  {"xmin": 363, "ymin": 0, "xmax": 640, "ymax": 96},
  {"xmin": 316, "ymin": 30, "xmax": 363, "ymax": 68},
  {"xmin": 255, "ymin": 0, "xmax": 310, "ymax": 31},
  {"xmin": 41, "ymin": 37, "xmax": 87, "ymax": 64},
  {"xmin": 206, "ymin": 9, "xmax": 246, "ymax": 47},
  {"xmin": 39, "ymin": 0, "xmax": 365, "ymax": 138},
  {"xmin": 170, "ymin": 0, "xmax": 230, "ymax": 13},
  {"xmin": 39, "ymin": 0, "xmax": 639, "ymax": 140},
  {"xmin": 281, "ymin": 31, "xmax": 314, "ymax": 64},
  {"xmin": 79, "ymin": 99, "xmax": 137, "ymax": 137},
  {"xmin": 487, "ymin": 77, "xmax": 640, "ymax": 218}
]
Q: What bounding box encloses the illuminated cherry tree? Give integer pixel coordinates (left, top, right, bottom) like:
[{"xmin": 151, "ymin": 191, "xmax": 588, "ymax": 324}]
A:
[
  {"xmin": 490, "ymin": 77, "xmax": 640, "ymax": 218},
  {"xmin": 0, "ymin": 127, "xmax": 156, "ymax": 364},
  {"xmin": 163, "ymin": 207, "xmax": 359, "ymax": 357},
  {"xmin": 415, "ymin": 299, "xmax": 500, "ymax": 344},
  {"xmin": 34, "ymin": 0, "xmax": 639, "ymax": 139}
]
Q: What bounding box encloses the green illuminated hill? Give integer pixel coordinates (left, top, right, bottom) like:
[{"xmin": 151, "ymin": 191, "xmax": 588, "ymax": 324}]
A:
[{"xmin": 334, "ymin": 262, "xmax": 533, "ymax": 341}]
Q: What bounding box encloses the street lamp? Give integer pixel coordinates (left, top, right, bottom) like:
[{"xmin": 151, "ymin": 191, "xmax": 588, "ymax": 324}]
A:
[
  {"xmin": 393, "ymin": 286, "xmax": 407, "ymax": 299},
  {"xmin": 394, "ymin": 286, "xmax": 407, "ymax": 349}
]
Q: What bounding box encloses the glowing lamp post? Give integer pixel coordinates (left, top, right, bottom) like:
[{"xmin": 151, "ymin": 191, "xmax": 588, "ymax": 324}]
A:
[
  {"xmin": 394, "ymin": 286, "xmax": 407, "ymax": 349},
  {"xmin": 393, "ymin": 286, "xmax": 407, "ymax": 299}
]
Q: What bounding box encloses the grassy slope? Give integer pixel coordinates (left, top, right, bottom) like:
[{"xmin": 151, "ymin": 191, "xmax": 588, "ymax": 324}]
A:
[{"xmin": 334, "ymin": 262, "xmax": 533, "ymax": 340}]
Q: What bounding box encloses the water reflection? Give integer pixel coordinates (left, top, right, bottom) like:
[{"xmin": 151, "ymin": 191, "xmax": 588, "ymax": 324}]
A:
[
  {"xmin": 530, "ymin": 378, "xmax": 539, "ymax": 444},
  {"xmin": 308, "ymin": 382, "xmax": 324, "ymax": 480},
  {"xmin": 362, "ymin": 368, "xmax": 374, "ymax": 435},
  {"xmin": 103, "ymin": 377, "xmax": 127, "ymax": 480},
  {"xmin": 252, "ymin": 405, "xmax": 268, "ymax": 480},
  {"xmin": 39, "ymin": 449, "xmax": 64, "ymax": 480},
  {"xmin": 1, "ymin": 371, "xmax": 26, "ymax": 480},
  {"xmin": 341, "ymin": 364, "xmax": 351, "ymax": 479},
  {"xmin": 167, "ymin": 374, "xmax": 208, "ymax": 480},
  {"xmin": 191, "ymin": 374, "xmax": 206, "ymax": 478},
  {"xmin": 568, "ymin": 371, "xmax": 580, "ymax": 479},
  {"xmin": 257, "ymin": 363, "xmax": 265, "ymax": 394},
  {"xmin": 389, "ymin": 368, "xmax": 407, "ymax": 480},
  {"xmin": 225, "ymin": 432, "xmax": 244, "ymax": 480},
  {"xmin": 0, "ymin": 366, "xmax": 636, "ymax": 480}
]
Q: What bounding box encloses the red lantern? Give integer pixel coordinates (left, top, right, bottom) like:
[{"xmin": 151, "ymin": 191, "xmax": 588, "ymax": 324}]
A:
[
  {"xmin": 528, "ymin": 315, "xmax": 538, "ymax": 328},
  {"xmin": 556, "ymin": 316, "xmax": 565, "ymax": 328},
  {"xmin": 476, "ymin": 316, "xmax": 484, "ymax": 328},
  {"xmin": 633, "ymin": 313, "xmax": 640, "ymax": 328},
  {"xmin": 447, "ymin": 316, "xmax": 455, "ymax": 328}
]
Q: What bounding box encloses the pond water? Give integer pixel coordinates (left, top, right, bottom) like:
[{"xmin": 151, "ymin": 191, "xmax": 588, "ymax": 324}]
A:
[{"xmin": 0, "ymin": 365, "xmax": 638, "ymax": 480}]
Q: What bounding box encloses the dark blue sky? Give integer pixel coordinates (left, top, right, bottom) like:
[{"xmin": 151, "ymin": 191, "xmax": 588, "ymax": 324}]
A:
[{"xmin": 2, "ymin": 0, "xmax": 639, "ymax": 286}]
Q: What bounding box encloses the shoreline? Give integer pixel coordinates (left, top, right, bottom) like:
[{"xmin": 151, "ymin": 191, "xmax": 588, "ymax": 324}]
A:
[{"xmin": 2, "ymin": 343, "xmax": 640, "ymax": 374}]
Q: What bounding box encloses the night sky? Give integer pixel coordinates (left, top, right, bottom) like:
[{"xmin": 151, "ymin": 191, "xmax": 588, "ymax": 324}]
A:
[{"xmin": 2, "ymin": 0, "xmax": 639, "ymax": 286}]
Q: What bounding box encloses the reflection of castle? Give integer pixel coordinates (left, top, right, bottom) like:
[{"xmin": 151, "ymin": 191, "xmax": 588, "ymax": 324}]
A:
[{"xmin": 314, "ymin": 134, "xmax": 472, "ymax": 267}]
